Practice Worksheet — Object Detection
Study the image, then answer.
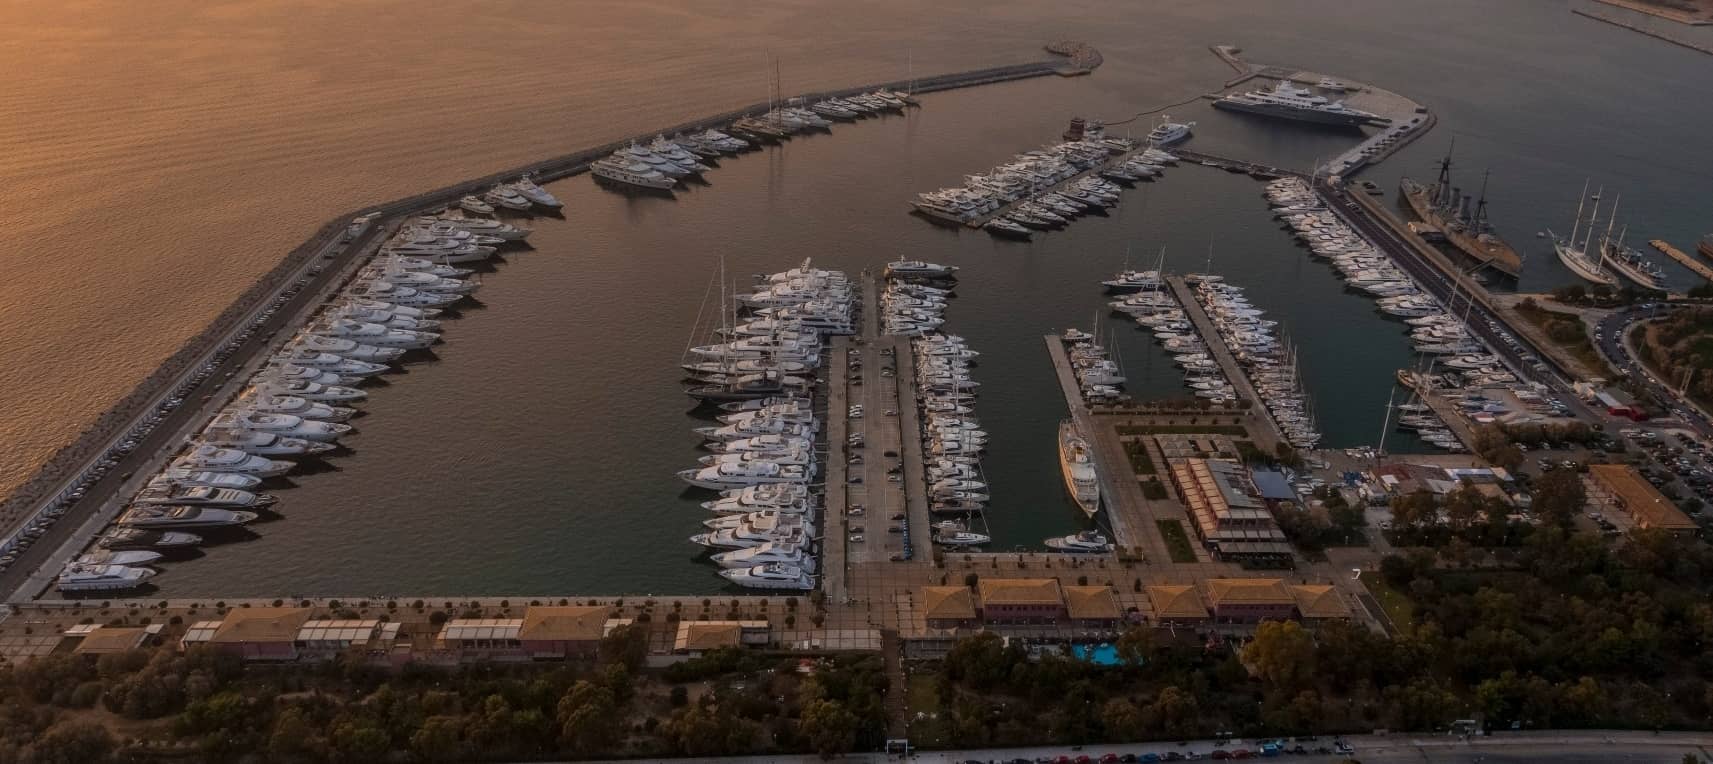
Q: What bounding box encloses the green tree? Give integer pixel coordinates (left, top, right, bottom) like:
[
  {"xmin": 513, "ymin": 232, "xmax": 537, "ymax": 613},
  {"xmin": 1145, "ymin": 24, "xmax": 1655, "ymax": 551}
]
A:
[
  {"xmin": 266, "ymin": 706, "xmax": 326, "ymax": 760},
  {"xmin": 1532, "ymin": 470, "xmax": 1586, "ymax": 526},
  {"xmin": 1148, "ymin": 686, "xmax": 1201, "ymax": 737},
  {"xmin": 411, "ymin": 716, "xmax": 467, "ymax": 763},
  {"xmin": 799, "ymin": 699, "xmax": 858, "ymax": 759},
  {"xmin": 1243, "ymin": 620, "xmax": 1316, "ymax": 693},
  {"xmin": 557, "ymin": 680, "xmax": 618, "ymax": 754},
  {"xmin": 1100, "ymin": 697, "xmax": 1145, "ymax": 740},
  {"xmin": 1115, "ymin": 625, "xmax": 1155, "ymax": 666},
  {"xmin": 600, "ymin": 623, "xmax": 649, "ymax": 672},
  {"xmin": 29, "ymin": 721, "xmax": 114, "ymax": 764}
]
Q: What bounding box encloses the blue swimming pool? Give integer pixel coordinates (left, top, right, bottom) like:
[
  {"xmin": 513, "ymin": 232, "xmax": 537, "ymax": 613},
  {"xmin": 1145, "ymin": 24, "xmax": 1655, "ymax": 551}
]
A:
[{"xmin": 1072, "ymin": 643, "xmax": 1123, "ymax": 665}]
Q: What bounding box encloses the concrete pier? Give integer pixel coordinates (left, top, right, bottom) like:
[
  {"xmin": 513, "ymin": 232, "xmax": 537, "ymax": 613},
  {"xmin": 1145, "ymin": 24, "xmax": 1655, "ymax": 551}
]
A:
[
  {"xmin": 1649, "ymin": 239, "xmax": 1713, "ymax": 283},
  {"xmin": 1043, "ymin": 335, "xmax": 1161, "ymax": 560},
  {"xmin": 1165, "ymin": 277, "xmax": 1288, "ymax": 454}
]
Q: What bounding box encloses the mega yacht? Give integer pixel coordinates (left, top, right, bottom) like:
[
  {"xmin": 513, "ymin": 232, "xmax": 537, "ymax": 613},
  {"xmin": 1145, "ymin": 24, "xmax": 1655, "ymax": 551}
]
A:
[
  {"xmin": 511, "ymin": 175, "xmax": 564, "ymax": 208},
  {"xmin": 690, "ymin": 523, "xmax": 806, "ymax": 550},
  {"xmin": 341, "ymin": 297, "xmax": 442, "ymax": 320},
  {"xmin": 274, "ymin": 349, "xmax": 390, "ymax": 377},
  {"xmin": 483, "ymin": 184, "xmax": 532, "ymax": 210},
  {"xmin": 345, "ymin": 281, "xmax": 463, "ymax": 308},
  {"xmin": 590, "ymin": 155, "xmax": 678, "ymax": 190},
  {"xmin": 235, "ymin": 394, "xmax": 354, "ymax": 422},
  {"xmin": 97, "ymin": 527, "xmax": 201, "ymax": 551},
  {"xmin": 458, "ymin": 195, "xmax": 494, "ymax": 215},
  {"xmin": 1213, "ymin": 81, "xmax": 1385, "ymax": 127},
  {"xmin": 361, "ymin": 268, "xmax": 477, "ymax": 295},
  {"xmin": 291, "ymin": 334, "xmax": 406, "ymax": 363},
  {"xmin": 883, "ymin": 259, "xmax": 958, "ymax": 280},
  {"xmin": 1102, "ymin": 270, "xmax": 1163, "ymax": 293},
  {"xmin": 200, "ymin": 429, "xmax": 334, "ymax": 457},
  {"xmin": 153, "ymin": 469, "xmax": 262, "ymax": 490},
  {"xmin": 1044, "ymin": 529, "xmax": 1114, "ymax": 553},
  {"xmin": 718, "ymin": 563, "xmax": 814, "ymax": 590},
  {"xmin": 312, "ymin": 319, "xmax": 438, "ymax": 349},
  {"xmin": 678, "ymin": 461, "xmax": 810, "ymax": 489},
  {"xmin": 171, "ymin": 445, "xmax": 292, "ymax": 477},
  {"xmin": 330, "ymin": 304, "xmax": 441, "ymax": 332},
  {"xmin": 255, "ymin": 378, "xmax": 367, "ymax": 403},
  {"xmin": 414, "ymin": 215, "xmax": 530, "ymax": 240},
  {"xmin": 696, "ymin": 448, "xmax": 815, "ymax": 469},
  {"xmin": 57, "ymin": 564, "xmax": 156, "ymax": 593},
  {"xmin": 701, "ymin": 483, "xmax": 812, "ymax": 512},
  {"xmin": 210, "ymin": 411, "xmax": 350, "ymax": 442},
  {"xmin": 77, "ymin": 549, "xmax": 164, "ymax": 567},
  {"xmin": 264, "ymin": 363, "xmax": 349, "ymax": 387},
  {"xmin": 1058, "ymin": 421, "xmax": 1102, "ymax": 517},
  {"xmin": 709, "ymin": 540, "xmax": 815, "ymax": 570},
  {"xmin": 133, "ymin": 484, "xmax": 275, "ymax": 508},
  {"xmin": 118, "ymin": 506, "xmax": 259, "ymax": 529},
  {"xmin": 1146, "ymin": 115, "xmax": 1195, "ymax": 146},
  {"xmin": 933, "ymin": 529, "xmax": 992, "ymax": 546},
  {"xmin": 705, "ymin": 434, "xmax": 813, "ymax": 455}
]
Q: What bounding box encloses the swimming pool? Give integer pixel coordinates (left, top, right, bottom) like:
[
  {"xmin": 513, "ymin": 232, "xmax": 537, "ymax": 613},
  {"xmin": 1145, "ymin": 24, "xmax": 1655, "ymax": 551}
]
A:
[{"xmin": 1071, "ymin": 643, "xmax": 1124, "ymax": 665}]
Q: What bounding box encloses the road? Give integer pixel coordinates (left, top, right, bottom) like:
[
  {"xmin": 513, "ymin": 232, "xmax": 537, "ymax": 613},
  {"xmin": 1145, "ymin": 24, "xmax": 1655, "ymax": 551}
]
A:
[
  {"xmin": 1593, "ymin": 302, "xmax": 1713, "ymax": 439},
  {"xmin": 583, "ymin": 730, "xmax": 1713, "ymax": 763}
]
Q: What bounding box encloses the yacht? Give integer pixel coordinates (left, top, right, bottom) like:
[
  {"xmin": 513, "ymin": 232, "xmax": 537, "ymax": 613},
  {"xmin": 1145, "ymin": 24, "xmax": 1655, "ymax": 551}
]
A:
[
  {"xmin": 719, "ymin": 563, "xmax": 814, "ymax": 590},
  {"xmin": 511, "ymin": 175, "xmax": 564, "ymax": 208},
  {"xmin": 415, "ymin": 216, "xmax": 530, "ymax": 241},
  {"xmin": 274, "ymin": 349, "xmax": 390, "ymax": 377},
  {"xmin": 484, "ymin": 184, "xmax": 533, "ymax": 210},
  {"xmin": 262, "ymin": 363, "xmax": 351, "ymax": 387},
  {"xmin": 235, "ymin": 394, "xmax": 354, "ymax": 422},
  {"xmin": 590, "ymin": 155, "xmax": 678, "ymax": 190},
  {"xmin": 1102, "ymin": 270, "xmax": 1163, "ymax": 293},
  {"xmin": 1044, "ymin": 529, "xmax": 1114, "ymax": 553},
  {"xmin": 291, "ymin": 334, "xmax": 406, "ymax": 363},
  {"xmin": 884, "ymin": 259, "xmax": 958, "ymax": 280},
  {"xmin": 701, "ymin": 483, "xmax": 812, "ymax": 512},
  {"xmin": 171, "ymin": 445, "xmax": 292, "ymax": 477},
  {"xmin": 312, "ymin": 319, "xmax": 438, "ymax": 349},
  {"xmin": 1146, "ymin": 115, "xmax": 1194, "ymax": 146},
  {"xmin": 361, "ymin": 268, "xmax": 477, "ymax": 295},
  {"xmin": 344, "ymin": 281, "xmax": 463, "ymax": 308},
  {"xmin": 200, "ymin": 429, "xmax": 334, "ymax": 457},
  {"xmin": 696, "ymin": 448, "xmax": 815, "ymax": 468},
  {"xmin": 57, "ymin": 564, "xmax": 156, "ymax": 592},
  {"xmin": 1058, "ymin": 421, "xmax": 1101, "ymax": 517},
  {"xmin": 133, "ymin": 484, "xmax": 275, "ymax": 508},
  {"xmin": 709, "ymin": 540, "xmax": 814, "ymax": 570},
  {"xmin": 1213, "ymin": 81, "xmax": 1385, "ymax": 127},
  {"xmin": 678, "ymin": 461, "xmax": 811, "ymax": 489},
  {"xmin": 77, "ymin": 549, "xmax": 164, "ymax": 567},
  {"xmin": 341, "ymin": 298, "xmax": 442, "ymax": 320},
  {"xmin": 705, "ymin": 434, "xmax": 813, "ymax": 455},
  {"xmin": 690, "ymin": 523, "xmax": 806, "ymax": 550},
  {"xmin": 933, "ymin": 529, "xmax": 992, "ymax": 546},
  {"xmin": 210, "ymin": 411, "xmax": 349, "ymax": 442},
  {"xmin": 458, "ymin": 195, "xmax": 494, "ymax": 215},
  {"xmin": 118, "ymin": 506, "xmax": 259, "ymax": 529},
  {"xmin": 255, "ymin": 378, "xmax": 367, "ymax": 403},
  {"xmin": 153, "ymin": 469, "xmax": 263, "ymax": 490},
  {"xmin": 97, "ymin": 527, "xmax": 201, "ymax": 551},
  {"xmin": 331, "ymin": 304, "xmax": 441, "ymax": 332}
]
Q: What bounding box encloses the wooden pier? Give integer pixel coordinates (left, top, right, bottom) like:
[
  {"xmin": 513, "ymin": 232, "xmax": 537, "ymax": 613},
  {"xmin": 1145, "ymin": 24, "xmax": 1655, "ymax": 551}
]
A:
[{"xmin": 1650, "ymin": 239, "xmax": 1713, "ymax": 282}]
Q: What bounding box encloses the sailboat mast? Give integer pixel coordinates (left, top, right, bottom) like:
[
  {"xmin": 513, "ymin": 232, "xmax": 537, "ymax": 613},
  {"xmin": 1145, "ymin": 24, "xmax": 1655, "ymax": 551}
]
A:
[
  {"xmin": 1582, "ymin": 186, "xmax": 1604, "ymax": 259},
  {"xmin": 1474, "ymin": 170, "xmax": 1491, "ymax": 233},
  {"xmin": 1567, "ymin": 179, "xmax": 1589, "ymax": 247},
  {"xmin": 1596, "ymin": 194, "xmax": 1620, "ymax": 273}
]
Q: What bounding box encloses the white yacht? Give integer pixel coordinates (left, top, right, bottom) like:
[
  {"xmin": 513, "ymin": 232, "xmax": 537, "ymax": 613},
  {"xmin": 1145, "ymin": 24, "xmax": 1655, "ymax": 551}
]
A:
[
  {"xmin": 312, "ymin": 319, "xmax": 438, "ymax": 349},
  {"xmin": 200, "ymin": 429, "xmax": 334, "ymax": 457},
  {"xmin": 1060, "ymin": 422, "xmax": 1102, "ymax": 519},
  {"xmin": 255, "ymin": 378, "xmax": 367, "ymax": 403},
  {"xmin": 484, "ymin": 184, "xmax": 532, "ymax": 210},
  {"xmin": 459, "ymin": 195, "xmax": 494, "ymax": 215},
  {"xmin": 118, "ymin": 506, "xmax": 259, "ymax": 529},
  {"xmin": 361, "ymin": 268, "xmax": 478, "ymax": 295},
  {"xmin": 171, "ymin": 445, "xmax": 292, "ymax": 477},
  {"xmin": 1146, "ymin": 115, "xmax": 1195, "ymax": 146},
  {"xmin": 98, "ymin": 527, "xmax": 201, "ymax": 551},
  {"xmin": 719, "ymin": 563, "xmax": 814, "ymax": 590},
  {"xmin": 1044, "ymin": 530, "xmax": 1113, "ymax": 553},
  {"xmin": 697, "ymin": 448, "xmax": 814, "ymax": 468},
  {"xmin": 153, "ymin": 469, "xmax": 263, "ymax": 490},
  {"xmin": 235, "ymin": 394, "xmax": 354, "ymax": 422},
  {"xmin": 77, "ymin": 549, "xmax": 164, "ymax": 567},
  {"xmin": 259, "ymin": 363, "xmax": 348, "ymax": 387},
  {"xmin": 511, "ymin": 175, "xmax": 564, "ymax": 208},
  {"xmin": 57, "ymin": 564, "xmax": 156, "ymax": 592},
  {"xmin": 709, "ymin": 540, "xmax": 814, "ymax": 570},
  {"xmin": 331, "ymin": 304, "xmax": 441, "ymax": 332},
  {"xmin": 417, "ymin": 216, "xmax": 530, "ymax": 240},
  {"xmin": 701, "ymin": 483, "xmax": 812, "ymax": 513},
  {"xmin": 277, "ymin": 349, "xmax": 394, "ymax": 375},
  {"xmin": 341, "ymin": 298, "xmax": 441, "ymax": 320},
  {"xmin": 590, "ymin": 156, "xmax": 678, "ymax": 190},
  {"xmin": 345, "ymin": 281, "xmax": 463, "ymax": 308},
  {"xmin": 933, "ymin": 529, "xmax": 992, "ymax": 546},
  {"xmin": 210, "ymin": 411, "xmax": 350, "ymax": 441},
  {"xmin": 678, "ymin": 461, "xmax": 810, "ymax": 489},
  {"xmin": 291, "ymin": 334, "xmax": 406, "ymax": 363},
  {"xmin": 884, "ymin": 259, "xmax": 958, "ymax": 280},
  {"xmin": 133, "ymin": 484, "xmax": 275, "ymax": 508},
  {"xmin": 705, "ymin": 434, "xmax": 813, "ymax": 455}
]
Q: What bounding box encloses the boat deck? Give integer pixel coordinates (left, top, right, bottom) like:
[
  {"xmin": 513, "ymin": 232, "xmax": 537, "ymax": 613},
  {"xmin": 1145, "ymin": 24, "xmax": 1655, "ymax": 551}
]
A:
[{"xmin": 1400, "ymin": 183, "xmax": 1524, "ymax": 278}]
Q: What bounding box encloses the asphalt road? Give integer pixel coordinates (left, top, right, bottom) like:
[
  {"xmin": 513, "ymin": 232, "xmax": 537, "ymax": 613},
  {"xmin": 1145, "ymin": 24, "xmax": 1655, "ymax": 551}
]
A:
[{"xmin": 1594, "ymin": 303, "xmax": 1713, "ymax": 439}]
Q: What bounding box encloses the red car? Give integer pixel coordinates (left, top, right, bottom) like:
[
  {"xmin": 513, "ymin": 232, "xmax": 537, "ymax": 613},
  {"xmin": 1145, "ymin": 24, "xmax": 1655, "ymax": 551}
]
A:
[
  {"xmin": 1210, "ymin": 752, "xmax": 1231, "ymax": 761},
  {"xmin": 1101, "ymin": 755, "xmax": 1121, "ymax": 764},
  {"xmin": 1231, "ymin": 750, "xmax": 1252, "ymax": 760}
]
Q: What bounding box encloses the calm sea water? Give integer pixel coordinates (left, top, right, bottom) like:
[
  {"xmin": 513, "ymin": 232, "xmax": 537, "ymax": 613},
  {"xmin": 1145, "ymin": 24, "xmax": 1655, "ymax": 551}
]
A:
[{"xmin": 2, "ymin": 0, "xmax": 1709, "ymax": 595}]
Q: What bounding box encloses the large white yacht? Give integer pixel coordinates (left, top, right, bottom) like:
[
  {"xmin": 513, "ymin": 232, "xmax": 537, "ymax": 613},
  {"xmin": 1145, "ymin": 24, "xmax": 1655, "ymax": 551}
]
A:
[
  {"xmin": 678, "ymin": 461, "xmax": 810, "ymax": 489},
  {"xmin": 291, "ymin": 334, "xmax": 406, "ymax": 363},
  {"xmin": 200, "ymin": 429, "xmax": 334, "ymax": 457},
  {"xmin": 709, "ymin": 540, "xmax": 815, "ymax": 569},
  {"xmin": 883, "ymin": 259, "xmax": 958, "ymax": 280},
  {"xmin": 210, "ymin": 411, "xmax": 350, "ymax": 442},
  {"xmin": 590, "ymin": 156, "xmax": 678, "ymax": 190},
  {"xmin": 312, "ymin": 319, "xmax": 438, "ymax": 349},
  {"xmin": 153, "ymin": 469, "xmax": 262, "ymax": 490},
  {"xmin": 263, "ymin": 363, "xmax": 350, "ymax": 387},
  {"xmin": 1146, "ymin": 115, "xmax": 1195, "ymax": 146},
  {"xmin": 118, "ymin": 506, "xmax": 259, "ymax": 529},
  {"xmin": 695, "ymin": 418, "xmax": 817, "ymax": 442},
  {"xmin": 1058, "ymin": 421, "xmax": 1101, "ymax": 517},
  {"xmin": 235, "ymin": 393, "xmax": 354, "ymax": 422},
  {"xmin": 341, "ymin": 297, "xmax": 441, "ymax": 320},
  {"xmin": 1044, "ymin": 530, "xmax": 1114, "ymax": 553},
  {"xmin": 133, "ymin": 484, "xmax": 275, "ymax": 508},
  {"xmin": 97, "ymin": 527, "xmax": 201, "ymax": 551},
  {"xmin": 171, "ymin": 445, "xmax": 292, "ymax": 477},
  {"xmin": 705, "ymin": 434, "xmax": 813, "ymax": 455},
  {"xmin": 272, "ymin": 350, "xmax": 389, "ymax": 378},
  {"xmin": 361, "ymin": 268, "xmax": 478, "ymax": 295},
  {"xmin": 255, "ymin": 378, "xmax": 367, "ymax": 403},
  {"xmin": 511, "ymin": 175, "xmax": 564, "ymax": 208},
  {"xmin": 719, "ymin": 563, "xmax": 814, "ymax": 590},
  {"xmin": 77, "ymin": 549, "xmax": 164, "ymax": 567},
  {"xmin": 345, "ymin": 281, "xmax": 463, "ymax": 308},
  {"xmin": 415, "ymin": 216, "xmax": 530, "ymax": 240},
  {"xmin": 483, "ymin": 184, "xmax": 532, "ymax": 210},
  {"xmin": 696, "ymin": 448, "xmax": 814, "ymax": 469},
  {"xmin": 459, "ymin": 195, "xmax": 494, "ymax": 215},
  {"xmin": 332, "ymin": 304, "xmax": 441, "ymax": 332},
  {"xmin": 701, "ymin": 483, "xmax": 812, "ymax": 512},
  {"xmin": 57, "ymin": 564, "xmax": 156, "ymax": 592},
  {"xmin": 1213, "ymin": 81, "xmax": 1385, "ymax": 127}
]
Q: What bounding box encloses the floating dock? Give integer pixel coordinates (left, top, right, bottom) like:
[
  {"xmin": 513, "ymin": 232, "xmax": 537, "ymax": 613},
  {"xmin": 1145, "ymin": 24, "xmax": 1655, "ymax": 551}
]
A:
[{"xmin": 1649, "ymin": 239, "xmax": 1713, "ymax": 282}]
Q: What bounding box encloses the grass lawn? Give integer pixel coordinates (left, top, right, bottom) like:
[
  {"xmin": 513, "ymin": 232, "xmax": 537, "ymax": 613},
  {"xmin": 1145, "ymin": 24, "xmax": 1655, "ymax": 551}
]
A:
[
  {"xmin": 1123, "ymin": 439, "xmax": 1156, "ymax": 475},
  {"xmin": 1514, "ymin": 302, "xmax": 1609, "ymax": 375},
  {"xmin": 1156, "ymin": 519, "xmax": 1198, "ymax": 563},
  {"xmin": 1362, "ymin": 575, "xmax": 1416, "ymax": 630},
  {"xmin": 904, "ymin": 673, "xmax": 949, "ymax": 746}
]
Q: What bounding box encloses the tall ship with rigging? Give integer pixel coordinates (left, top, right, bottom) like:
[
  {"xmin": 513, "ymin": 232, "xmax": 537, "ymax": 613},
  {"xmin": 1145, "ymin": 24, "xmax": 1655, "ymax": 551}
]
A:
[
  {"xmin": 1058, "ymin": 421, "xmax": 1101, "ymax": 517},
  {"xmin": 1546, "ymin": 182, "xmax": 1665, "ymax": 290},
  {"xmin": 1548, "ymin": 182, "xmax": 1618, "ymax": 287},
  {"xmin": 1399, "ymin": 144, "xmax": 1523, "ymax": 279}
]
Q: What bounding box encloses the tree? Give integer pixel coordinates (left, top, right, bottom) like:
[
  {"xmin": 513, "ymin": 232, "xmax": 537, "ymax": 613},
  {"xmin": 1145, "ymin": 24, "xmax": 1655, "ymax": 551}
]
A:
[
  {"xmin": 557, "ymin": 680, "xmax": 619, "ymax": 755},
  {"xmin": 1100, "ymin": 697, "xmax": 1145, "ymax": 740},
  {"xmin": 1148, "ymin": 686, "xmax": 1201, "ymax": 737},
  {"xmin": 266, "ymin": 706, "xmax": 325, "ymax": 760},
  {"xmin": 1532, "ymin": 470, "xmax": 1587, "ymax": 527},
  {"xmin": 600, "ymin": 623, "xmax": 648, "ymax": 672},
  {"xmin": 1243, "ymin": 621, "xmax": 1317, "ymax": 693},
  {"xmin": 799, "ymin": 699, "xmax": 858, "ymax": 759},
  {"xmin": 411, "ymin": 716, "xmax": 467, "ymax": 763},
  {"xmin": 29, "ymin": 722, "xmax": 114, "ymax": 764},
  {"xmin": 1115, "ymin": 625, "xmax": 1155, "ymax": 666}
]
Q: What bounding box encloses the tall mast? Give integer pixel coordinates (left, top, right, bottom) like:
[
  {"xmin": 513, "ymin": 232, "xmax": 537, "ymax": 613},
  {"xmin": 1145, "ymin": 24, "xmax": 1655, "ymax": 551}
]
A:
[
  {"xmin": 1474, "ymin": 170, "xmax": 1491, "ymax": 233},
  {"xmin": 1567, "ymin": 179, "xmax": 1589, "ymax": 248},
  {"xmin": 1434, "ymin": 138, "xmax": 1454, "ymax": 210},
  {"xmin": 1596, "ymin": 194, "xmax": 1620, "ymax": 273},
  {"xmin": 1582, "ymin": 186, "xmax": 1604, "ymax": 259}
]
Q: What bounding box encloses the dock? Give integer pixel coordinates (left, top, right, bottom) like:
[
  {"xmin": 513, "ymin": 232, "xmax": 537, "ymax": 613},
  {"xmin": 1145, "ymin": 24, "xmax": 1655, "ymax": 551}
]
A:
[
  {"xmin": 1650, "ymin": 239, "xmax": 1713, "ymax": 282},
  {"xmin": 958, "ymin": 145, "xmax": 1154, "ymax": 230},
  {"xmin": 1165, "ymin": 277, "xmax": 1289, "ymax": 455},
  {"xmin": 1044, "ymin": 336, "xmax": 1162, "ymax": 560},
  {"xmin": 1171, "ymin": 149, "xmax": 1304, "ymax": 179}
]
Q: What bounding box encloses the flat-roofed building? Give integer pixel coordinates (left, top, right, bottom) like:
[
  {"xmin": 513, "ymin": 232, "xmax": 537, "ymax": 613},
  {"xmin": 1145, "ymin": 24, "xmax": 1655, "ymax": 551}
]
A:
[
  {"xmin": 1204, "ymin": 578, "xmax": 1296, "ymax": 623},
  {"xmin": 1146, "ymin": 584, "xmax": 1210, "ymax": 626},
  {"xmin": 1590, "ymin": 464, "xmax": 1698, "ymax": 534},
  {"xmin": 437, "ymin": 618, "xmax": 524, "ymax": 661},
  {"xmin": 203, "ymin": 607, "xmax": 314, "ymax": 661},
  {"xmin": 72, "ymin": 626, "xmax": 151, "ymax": 656},
  {"xmin": 294, "ymin": 620, "xmax": 401, "ymax": 660},
  {"xmin": 673, "ymin": 620, "xmax": 770, "ymax": 654},
  {"xmin": 1288, "ymin": 584, "xmax": 1352, "ymax": 621},
  {"xmin": 977, "ymin": 578, "xmax": 1065, "ymax": 623},
  {"xmin": 919, "ymin": 586, "xmax": 979, "ymax": 630},
  {"xmin": 1169, "ymin": 459, "xmax": 1291, "ymax": 564},
  {"xmin": 517, "ymin": 605, "xmax": 614, "ymax": 659},
  {"xmin": 1063, "ymin": 585, "xmax": 1122, "ymax": 628}
]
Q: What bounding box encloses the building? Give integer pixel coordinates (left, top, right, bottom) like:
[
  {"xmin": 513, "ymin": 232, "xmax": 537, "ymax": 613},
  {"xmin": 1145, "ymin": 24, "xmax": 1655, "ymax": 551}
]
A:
[
  {"xmin": 976, "ymin": 578, "xmax": 1065, "ymax": 623},
  {"xmin": 70, "ymin": 625, "xmax": 152, "ymax": 656},
  {"xmin": 1062, "ymin": 585, "xmax": 1123, "ymax": 628},
  {"xmin": 1203, "ymin": 578, "xmax": 1296, "ymax": 624},
  {"xmin": 919, "ymin": 586, "xmax": 979, "ymax": 630},
  {"xmin": 197, "ymin": 607, "xmax": 313, "ymax": 661},
  {"xmin": 436, "ymin": 618, "xmax": 525, "ymax": 660},
  {"xmin": 293, "ymin": 620, "xmax": 401, "ymax": 661},
  {"xmin": 673, "ymin": 620, "xmax": 770, "ymax": 654},
  {"xmin": 1146, "ymin": 584, "xmax": 1210, "ymax": 626},
  {"xmin": 517, "ymin": 605, "xmax": 614, "ymax": 659},
  {"xmin": 1168, "ymin": 458, "xmax": 1292, "ymax": 564},
  {"xmin": 1590, "ymin": 464, "xmax": 1697, "ymax": 534},
  {"xmin": 1596, "ymin": 389, "xmax": 1646, "ymax": 421},
  {"xmin": 1288, "ymin": 584, "xmax": 1353, "ymax": 621}
]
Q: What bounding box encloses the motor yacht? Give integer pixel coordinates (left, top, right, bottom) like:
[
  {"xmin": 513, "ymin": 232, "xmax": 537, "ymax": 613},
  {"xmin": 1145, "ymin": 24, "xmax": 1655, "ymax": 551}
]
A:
[
  {"xmin": 255, "ymin": 378, "xmax": 367, "ymax": 403},
  {"xmin": 210, "ymin": 411, "xmax": 351, "ymax": 443},
  {"xmin": 118, "ymin": 506, "xmax": 259, "ymax": 529},
  {"xmin": 262, "ymin": 363, "xmax": 349, "ymax": 387},
  {"xmin": 678, "ymin": 461, "xmax": 811, "ymax": 489},
  {"xmin": 273, "ymin": 349, "xmax": 390, "ymax": 377},
  {"xmin": 171, "ymin": 445, "xmax": 292, "ymax": 477},
  {"xmin": 133, "ymin": 484, "xmax": 275, "ymax": 508},
  {"xmin": 719, "ymin": 563, "xmax": 814, "ymax": 590},
  {"xmin": 98, "ymin": 527, "xmax": 201, "ymax": 551},
  {"xmin": 331, "ymin": 304, "xmax": 441, "ymax": 332},
  {"xmin": 705, "ymin": 434, "xmax": 814, "ymax": 455},
  {"xmin": 511, "ymin": 175, "xmax": 564, "ymax": 208},
  {"xmin": 235, "ymin": 394, "xmax": 354, "ymax": 422},
  {"xmin": 362, "ymin": 268, "xmax": 478, "ymax": 295},
  {"xmin": 345, "ymin": 281, "xmax": 463, "ymax": 308},
  {"xmin": 884, "ymin": 258, "xmax": 958, "ymax": 280},
  {"xmin": 77, "ymin": 549, "xmax": 164, "ymax": 567},
  {"xmin": 312, "ymin": 319, "xmax": 438, "ymax": 349},
  {"xmin": 57, "ymin": 564, "xmax": 156, "ymax": 592},
  {"xmin": 458, "ymin": 195, "xmax": 494, "ymax": 215},
  {"xmin": 341, "ymin": 298, "xmax": 441, "ymax": 320},
  {"xmin": 1044, "ymin": 530, "xmax": 1113, "ymax": 553},
  {"xmin": 484, "ymin": 184, "xmax": 533, "ymax": 210},
  {"xmin": 153, "ymin": 469, "xmax": 263, "ymax": 490},
  {"xmin": 709, "ymin": 540, "xmax": 815, "ymax": 569},
  {"xmin": 416, "ymin": 216, "xmax": 530, "ymax": 240},
  {"xmin": 200, "ymin": 429, "xmax": 334, "ymax": 457},
  {"xmin": 291, "ymin": 335, "xmax": 406, "ymax": 363},
  {"xmin": 1146, "ymin": 115, "xmax": 1195, "ymax": 146},
  {"xmin": 590, "ymin": 156, "xmax": 678, "ymax": 190}
]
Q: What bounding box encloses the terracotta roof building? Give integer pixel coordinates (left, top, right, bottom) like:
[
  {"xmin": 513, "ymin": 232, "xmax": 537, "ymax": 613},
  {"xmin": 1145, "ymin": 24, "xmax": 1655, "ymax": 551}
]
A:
[
  {"xmin": 673, "ymin": 620, "xmax": 770, "ymax": 653},
  {"xmin": 518, "ymin": 605, "xmax": 612, "ymax": 658},
  {"xmin": 73, "ymin": 627, "xmax": 150, "ymax": 655},
  {"xmin": 920, "ymin": 586, "xmax": 978, "ymax": 629},
  {"xmin": 1168, "ymin": 458, "xmax": 1291, "ymax": 562},
  {"xmin": 1063, "ymin": 585, "xmax": 1122, "ymax": 626},
  {"xmin": 1204, "ymin": 578, "xmax": 1296, "ymax": 623},
  {"xmin": 205, "ymin": 607, "xmax": 313, "ymax": 660},
  {"xmin": 977, "ymin": 578, "xmax": 1065, "ymax": 623},
  {"xmin": 1146, "ymin": 584, "xmax": 1210, "ymax": 625},
  {"xmin": 1590, "ymin": 464, "xmax": 1698, "ymax": 534},
  {"xmin": 1289, "ymin": 584, "xmax": 1352, "ymax": 620}
]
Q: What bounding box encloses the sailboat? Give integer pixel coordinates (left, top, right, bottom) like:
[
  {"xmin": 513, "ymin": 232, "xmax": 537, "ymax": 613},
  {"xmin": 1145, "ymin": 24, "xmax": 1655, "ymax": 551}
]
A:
[{"xmin": 1548, "ymin": 181, "xmax": 1618, "ymax": 287}]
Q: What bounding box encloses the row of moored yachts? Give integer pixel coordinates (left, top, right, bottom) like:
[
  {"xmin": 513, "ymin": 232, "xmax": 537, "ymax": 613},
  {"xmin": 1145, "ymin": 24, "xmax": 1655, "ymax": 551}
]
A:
[
  {"xmin": 881, "ymin": 265, "xmax": 992, "ymax": 548},
  {"xmin": 57, "ymin": 211, "xmax": 540, "ymax": 593},
  {"xmin": 1105, "ymin": 270, "xmax": 1245, "ymax": 405},
  {"xmin": 914, "ymin": 122, "xmax": 1180, "ymax": 239},
  {"xmin": 677, "ymin": 261, "xmax": 859, "ymax": 590},
  {"xmin": 1187, "ymin": 278, "xmax": 1323, "ymax": 450},
  {"xmin": 591, "ymin": 90, "xmax": 917, "ymax": 192}
]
